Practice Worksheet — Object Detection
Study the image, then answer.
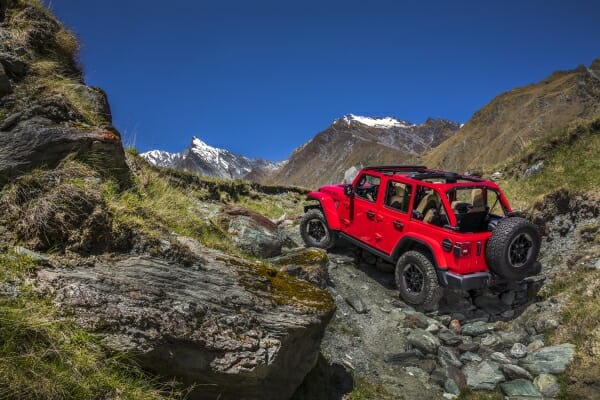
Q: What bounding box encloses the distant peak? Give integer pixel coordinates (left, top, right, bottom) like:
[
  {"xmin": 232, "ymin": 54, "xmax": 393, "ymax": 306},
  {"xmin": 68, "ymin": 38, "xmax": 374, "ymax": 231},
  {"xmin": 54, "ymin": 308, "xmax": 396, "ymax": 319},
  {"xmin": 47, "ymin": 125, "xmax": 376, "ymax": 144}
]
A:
[{"xmin": 338, "ymin": 114, "xmax": 414, "ymax": 129}]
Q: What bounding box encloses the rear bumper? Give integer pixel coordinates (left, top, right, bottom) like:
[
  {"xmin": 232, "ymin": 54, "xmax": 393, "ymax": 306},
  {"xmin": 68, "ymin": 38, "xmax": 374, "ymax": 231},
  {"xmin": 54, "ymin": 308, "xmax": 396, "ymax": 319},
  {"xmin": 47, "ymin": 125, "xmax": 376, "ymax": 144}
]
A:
[{"xmin": 437, "ymin": 262, "xmax": 542, "ymax": 290}]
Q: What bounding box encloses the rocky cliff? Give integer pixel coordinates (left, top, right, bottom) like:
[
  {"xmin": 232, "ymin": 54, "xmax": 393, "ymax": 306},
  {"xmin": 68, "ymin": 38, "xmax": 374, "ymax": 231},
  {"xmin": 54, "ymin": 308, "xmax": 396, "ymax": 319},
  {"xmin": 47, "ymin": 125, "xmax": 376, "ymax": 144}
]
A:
[
  {"xmin": 267, "ymin": 115, "xmax": 459, "ymax": 187},
  {"xmin": 0, "ymin": 2, "xmax": 335, "ymax": 399},
  {"xmin": 424, "ymin": 59, "xmax": 600, "ymax": 172},
  {"xmin": 0, "ymin": 0, "xmax": 129, "ymax": 184}
]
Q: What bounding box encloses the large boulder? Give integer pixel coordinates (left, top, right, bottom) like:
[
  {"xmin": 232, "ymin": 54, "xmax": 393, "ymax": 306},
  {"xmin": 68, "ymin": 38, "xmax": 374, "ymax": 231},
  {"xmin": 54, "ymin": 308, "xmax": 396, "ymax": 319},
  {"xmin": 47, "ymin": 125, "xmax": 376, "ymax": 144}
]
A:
[
  {"xmin": 219, "ymin": 205, "xmax": 285, "ymax": 257},
  {"xmin": 35, "ymin": 237, "xmax": 335, "ymax": 400}
]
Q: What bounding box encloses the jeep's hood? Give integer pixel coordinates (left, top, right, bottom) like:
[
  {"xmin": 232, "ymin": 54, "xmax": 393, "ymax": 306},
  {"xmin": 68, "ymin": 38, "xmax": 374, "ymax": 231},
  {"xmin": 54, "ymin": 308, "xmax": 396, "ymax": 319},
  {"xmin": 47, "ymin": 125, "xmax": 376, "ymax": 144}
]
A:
[{"xmin": 317, "ymin": 184, "xmax": 345, "ymax": 196}]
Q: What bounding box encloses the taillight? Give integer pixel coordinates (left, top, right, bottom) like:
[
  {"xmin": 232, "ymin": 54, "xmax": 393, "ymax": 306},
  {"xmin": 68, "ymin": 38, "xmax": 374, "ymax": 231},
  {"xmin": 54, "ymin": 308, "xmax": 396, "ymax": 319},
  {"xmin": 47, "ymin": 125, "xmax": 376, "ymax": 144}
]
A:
[{"xmin": 454, "ymin": 242, "xmax": 471, "ymax": 257}]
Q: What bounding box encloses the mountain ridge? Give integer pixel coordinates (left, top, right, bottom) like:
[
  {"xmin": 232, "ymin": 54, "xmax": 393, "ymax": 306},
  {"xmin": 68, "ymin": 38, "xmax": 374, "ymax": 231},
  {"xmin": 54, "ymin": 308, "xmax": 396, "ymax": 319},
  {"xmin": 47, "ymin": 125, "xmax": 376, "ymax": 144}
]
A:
[{"xmin": 141, "ymin": 136, "xmax": 284, "ymax": 180}]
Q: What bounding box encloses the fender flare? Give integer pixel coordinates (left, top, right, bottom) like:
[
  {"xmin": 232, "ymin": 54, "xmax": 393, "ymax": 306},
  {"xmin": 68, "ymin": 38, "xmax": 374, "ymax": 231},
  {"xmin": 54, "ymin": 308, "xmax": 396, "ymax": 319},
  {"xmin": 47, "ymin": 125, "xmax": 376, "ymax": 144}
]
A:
[
  {"xmin": 391, "ymin": 234, "xmax": 445, "ymax": 269},
  {"xmin": 305, "ymin": 192, "xmax": 342, "ymax": 230}
]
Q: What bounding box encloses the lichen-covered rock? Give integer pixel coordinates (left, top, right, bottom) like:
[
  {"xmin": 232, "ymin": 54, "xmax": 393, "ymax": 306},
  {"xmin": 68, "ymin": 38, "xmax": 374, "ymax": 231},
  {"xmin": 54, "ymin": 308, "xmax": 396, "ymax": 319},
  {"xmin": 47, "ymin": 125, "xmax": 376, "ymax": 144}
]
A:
[
  {"xmin": 500, "ymin": 379, "xmax": 543, "ymax": 398},
  {"xmin": 35, "ymin": 237, "xmax": 335, "ymax": 400},
  {"xmin": 520, "ymin": 343, "xmax": 576, "ymax": 375},
  {"xmin": 533, "ymin": 373, "xmax": 559, "ymax": 397},
  {"xmin": 463, "ymin": 360, "xmax": 505, "ymax": 390},
  {"xmin": 271, "ymin": 247, "xmax": 329, "ymax": 288}
]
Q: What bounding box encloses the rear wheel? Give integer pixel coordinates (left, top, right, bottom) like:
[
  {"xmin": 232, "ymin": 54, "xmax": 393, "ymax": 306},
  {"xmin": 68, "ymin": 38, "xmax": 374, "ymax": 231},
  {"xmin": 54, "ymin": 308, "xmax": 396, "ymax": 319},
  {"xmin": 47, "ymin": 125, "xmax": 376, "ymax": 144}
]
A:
[
  {"xmin": 395, "ymin": 250, "xmax": 443, "ymax": 310},
  {"xmin": 300, "ymin": 209, "xmax": 336, "ymax": 249}
]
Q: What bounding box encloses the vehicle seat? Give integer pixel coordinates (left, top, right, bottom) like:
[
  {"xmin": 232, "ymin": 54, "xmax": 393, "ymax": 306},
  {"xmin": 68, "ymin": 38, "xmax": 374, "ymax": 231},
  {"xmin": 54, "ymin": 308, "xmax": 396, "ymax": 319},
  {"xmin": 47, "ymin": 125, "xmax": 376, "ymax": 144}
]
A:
[
  {"xmin": 423, "ymin": 209, "xmax": 436, "ymax": 223},
  {"xmin": 469, "ymin": 189, "xmax": 486, "ymax": 213},
  {"xmin": 388, "ymin": 188, "xmax": 405, "ymax": 210},
  {"xmin": 457, "ymin": 189, "xmax": 487, "ymax": 232},
  {"xmin": 416, "ymin": 193, "xmax": 440, "ymax": 215},
  {"xmin": 452, "ymin": 201, "xmax": 470, "ymax": 214}
]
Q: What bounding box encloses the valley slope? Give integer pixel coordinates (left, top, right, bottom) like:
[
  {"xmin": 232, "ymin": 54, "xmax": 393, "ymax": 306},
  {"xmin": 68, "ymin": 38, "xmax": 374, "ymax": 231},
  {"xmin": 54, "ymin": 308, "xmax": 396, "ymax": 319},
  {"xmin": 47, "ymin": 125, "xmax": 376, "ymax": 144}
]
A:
[{"xmin": 424, "ymin": 59, "xmax": 600, "ymax": 172}]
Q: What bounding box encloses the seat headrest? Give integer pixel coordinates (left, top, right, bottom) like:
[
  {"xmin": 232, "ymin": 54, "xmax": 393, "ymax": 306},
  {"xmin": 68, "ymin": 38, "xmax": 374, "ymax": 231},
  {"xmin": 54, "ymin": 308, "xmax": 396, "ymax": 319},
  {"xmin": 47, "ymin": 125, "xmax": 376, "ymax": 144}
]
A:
[{"xmin": 471, "ymin": 189, "xmax": 484, "ymax": 208}]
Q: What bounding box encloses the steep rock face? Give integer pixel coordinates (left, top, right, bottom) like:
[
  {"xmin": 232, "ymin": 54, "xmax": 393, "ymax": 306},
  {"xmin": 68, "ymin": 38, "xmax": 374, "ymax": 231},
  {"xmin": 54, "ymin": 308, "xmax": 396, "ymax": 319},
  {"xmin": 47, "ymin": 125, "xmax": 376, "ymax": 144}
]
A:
[
  {"xmin": 0, "ymin": 1, "xmax": 128, "ymax": 184},
  {"xmin": 36, "ymin": 238, "xmax": 335, "ymax": 400},
  {"xmin": 266, "ymin": 115, "xmax": 459, "ymax": 187},
  {"xmin": 141, "ymin": 136, "xmax": 283, "ymax": 180},
  {"xmin": 424, "ymin": 59, "xmax": 600, "ymax": 172}
]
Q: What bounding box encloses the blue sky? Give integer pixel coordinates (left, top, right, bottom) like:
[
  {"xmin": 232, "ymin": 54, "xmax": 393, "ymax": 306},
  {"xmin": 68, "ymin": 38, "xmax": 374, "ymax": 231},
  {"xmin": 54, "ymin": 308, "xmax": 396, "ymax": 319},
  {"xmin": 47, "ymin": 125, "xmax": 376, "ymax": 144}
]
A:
[{"xmin": 48, "ymin": 0, "xmax": 600, "ymax": 160}]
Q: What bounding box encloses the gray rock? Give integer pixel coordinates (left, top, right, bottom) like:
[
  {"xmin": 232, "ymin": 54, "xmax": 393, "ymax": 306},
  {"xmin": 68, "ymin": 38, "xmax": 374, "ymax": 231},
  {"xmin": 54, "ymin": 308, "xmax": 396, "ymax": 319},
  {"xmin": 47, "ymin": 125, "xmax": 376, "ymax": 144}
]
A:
[
  {"xmin": 444, "ymin": 379, "xmax": 460, "ymax": 395},
  {"xmin": 524, "ymin": 160, "xmax": 544, "ymax": 178},
  {"xmin": 438, "ymin": 346, "xmax": 463, "ymax": 368},
  {"xmin": 0, "ymin": 62, "xmax": 10, "ymax": 97},
  {"xmin": 12, "ymin": 245, "xmax": 50, "ymax": 264},
  {"xmin": 473, "ymin": 292, "xmax": 511, "ymax": 315},
  {"xmin": 458, "ymin": 342, "xmax": 479, "ymax": 353},
  {"xmin": 35, "ymin": 239, "xmax": 335, "ymax": 400},
  {"xmin": 461, "ymin": 321, "xmax": 495, "ymax": 336},
  {"xmin": 460, "ymin": 352, "xmax": 482, "ymax": 363},
  {"xmin": 389, "ymin": 308, "xmax": 407, "ymax": 321},
  {"xmin": 407, "ymin": 328, "xmax": 440, "ymax": 354},
  {"xmin": 500, "ymin": 379, "xmax": 543, "ymax": 398},
  {"xmin": 64, "ymin": 84, "xmax": 112, "ymax": 123},
  {"xmin": 520, "ymin": 343, "xmax": 576, "ymax": 375},
  {"xmin": 463, "ymin": 360, "xmax": 505, "ymax": 390},
  {"xmin": 221, "ymin": 205, "xmax": 284, "ymax": 257},
  {"xmin": 500, "ymin": 290, "xmax": 516, "ymax": 305},
  {"xmin": 480, "ymin": 333, "xmax": 502, "ymax": 348},
  {"xmin": 527, "ymin": 339, "xmax": 545, "ymax": 353},
  {"xmin": 533, "ymin": 373, "xmax": 560, "ymax": 397},
  {"xmin": 345, "ymin": 295, "xmax": 368, "ymax": 314},
  {"xmin": 438, "ymin": 329, "xmax": 462, "ymax": 346},
  {"xmin": 502, "ymin": 364, "xmax": 533, "ymax": 380},
  {"xmin": 498, "ymin": 330, "xmax": 528, "ymax": 346},
  {"xmin": 0, "ymin": 281, "xmax": 20, "ymax": 298},
  {"xmin": 490, "ymin": 352, "xmax": 512, "ymax": 364},
  {"xmin": 404, "ymin": 366, "xmax": 430, "ymax": 384},
  {"xmin": 0, "ymin": 52, "xmax": 27, "ymax": 76},
  {"xmin": 510, "ymin": 343, "xmax": 528, "ymax": 359}
]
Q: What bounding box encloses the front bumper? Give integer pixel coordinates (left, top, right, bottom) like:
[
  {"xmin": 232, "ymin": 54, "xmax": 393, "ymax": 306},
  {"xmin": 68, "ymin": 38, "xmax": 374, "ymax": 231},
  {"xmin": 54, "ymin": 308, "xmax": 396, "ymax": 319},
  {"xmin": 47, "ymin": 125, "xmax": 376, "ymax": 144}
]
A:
[{"xmin": 437, "ymin": 262, "xmax": 542, "ymax": 290}]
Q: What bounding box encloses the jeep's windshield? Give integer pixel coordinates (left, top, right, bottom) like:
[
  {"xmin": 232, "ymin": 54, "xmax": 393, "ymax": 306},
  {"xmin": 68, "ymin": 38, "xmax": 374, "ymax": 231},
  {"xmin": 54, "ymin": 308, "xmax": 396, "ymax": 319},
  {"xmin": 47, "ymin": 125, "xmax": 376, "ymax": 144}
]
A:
[{"xmin": 446, "ymin": 187, "xmax": 507, "ymax": 232}]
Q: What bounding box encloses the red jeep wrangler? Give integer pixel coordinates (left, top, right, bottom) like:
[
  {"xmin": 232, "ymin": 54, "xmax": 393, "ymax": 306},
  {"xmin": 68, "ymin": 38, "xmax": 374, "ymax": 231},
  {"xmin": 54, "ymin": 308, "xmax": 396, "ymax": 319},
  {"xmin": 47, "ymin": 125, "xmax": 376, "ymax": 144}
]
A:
[{"xmin": 300, "ymin": 166, "xmax": 542, "ymax": 309}]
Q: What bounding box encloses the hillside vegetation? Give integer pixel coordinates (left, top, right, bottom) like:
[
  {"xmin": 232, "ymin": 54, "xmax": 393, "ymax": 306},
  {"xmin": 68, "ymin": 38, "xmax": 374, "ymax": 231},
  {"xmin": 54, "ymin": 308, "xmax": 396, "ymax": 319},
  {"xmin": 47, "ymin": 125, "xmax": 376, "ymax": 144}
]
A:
[{"xmin": 424, "ymin": 60, "xmax": 600, "ymax": 173}]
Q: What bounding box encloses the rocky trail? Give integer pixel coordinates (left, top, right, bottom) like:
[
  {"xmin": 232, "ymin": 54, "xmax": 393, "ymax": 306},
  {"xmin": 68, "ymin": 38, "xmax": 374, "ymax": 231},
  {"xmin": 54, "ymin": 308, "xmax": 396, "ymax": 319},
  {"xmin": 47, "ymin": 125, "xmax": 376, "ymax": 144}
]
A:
[{"xmin": 281, "ymin": 197, "xmax": 599, "ymax": 399}]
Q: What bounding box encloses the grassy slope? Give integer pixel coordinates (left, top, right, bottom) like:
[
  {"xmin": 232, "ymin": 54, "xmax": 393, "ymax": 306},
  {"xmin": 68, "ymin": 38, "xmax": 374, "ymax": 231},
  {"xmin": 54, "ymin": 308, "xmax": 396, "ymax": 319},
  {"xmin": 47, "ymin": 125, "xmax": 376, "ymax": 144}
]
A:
[
  {"xmin": 424, "ymin": 65, "xmax": 600, "ymax": 173},
  {"xmin": 493, "ymin": 115, "xmax": 600, "ymax": 210}
]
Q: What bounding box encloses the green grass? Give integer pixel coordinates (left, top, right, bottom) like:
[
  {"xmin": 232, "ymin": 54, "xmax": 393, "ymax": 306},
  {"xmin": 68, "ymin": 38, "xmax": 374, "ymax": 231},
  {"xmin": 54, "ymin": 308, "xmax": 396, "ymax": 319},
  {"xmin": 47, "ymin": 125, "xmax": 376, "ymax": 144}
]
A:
[
  {"xmin": 346, "ymin": 376, "xmax": 393, "ymax": 400},
  {"xmin": 0, "ymin": 251, "xmax": 181, "ymax": 399},
  {"xmin": 493, "ymin": 116, "xmax": 600, "ymax": 209}
]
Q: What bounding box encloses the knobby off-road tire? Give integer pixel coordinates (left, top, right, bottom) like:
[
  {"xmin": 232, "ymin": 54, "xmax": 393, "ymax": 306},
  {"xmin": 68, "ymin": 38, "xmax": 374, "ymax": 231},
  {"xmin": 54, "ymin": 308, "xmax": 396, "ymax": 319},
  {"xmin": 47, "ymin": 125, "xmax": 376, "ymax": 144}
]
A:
[
  {"xmin": 486, "ymin": 217, "xmax": 541, "ymax": 281},
  {"xmin": 395, "ymin": 250, "xmax": 443, "ymax": 310},
  {"xmin": 299, "ymin": 209, "xmax": 336, "ymax": 249}
]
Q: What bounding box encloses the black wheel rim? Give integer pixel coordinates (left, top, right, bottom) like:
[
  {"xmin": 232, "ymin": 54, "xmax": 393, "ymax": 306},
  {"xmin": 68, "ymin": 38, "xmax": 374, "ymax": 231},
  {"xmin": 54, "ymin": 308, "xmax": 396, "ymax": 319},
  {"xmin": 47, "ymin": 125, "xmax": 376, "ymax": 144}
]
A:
[
  {"xmin": 508, "ymin": 232, "xmax": 534, "ymax": 268},
  {"xmin": 403, "ymin": 263, "xmax": 424, "ymax": 294},
  {"xmin": 306, "ymin": 219, "xmax": 328, "ymax": 244}
]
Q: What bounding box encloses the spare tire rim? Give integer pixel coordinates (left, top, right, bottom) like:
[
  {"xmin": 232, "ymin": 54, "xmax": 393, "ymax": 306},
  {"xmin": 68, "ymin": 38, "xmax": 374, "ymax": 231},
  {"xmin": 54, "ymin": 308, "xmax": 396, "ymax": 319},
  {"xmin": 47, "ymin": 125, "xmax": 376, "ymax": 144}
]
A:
[
  {"xmin": 306, "ymin": 219, "xmax": 328, "ymax": 244},
  {"xmin": 508, "ymin": 232, "xmax": 534, "ymax": 268},
  {"xmin": 403, "ymin": 264, "xmax": 424, "ymax": 294}
]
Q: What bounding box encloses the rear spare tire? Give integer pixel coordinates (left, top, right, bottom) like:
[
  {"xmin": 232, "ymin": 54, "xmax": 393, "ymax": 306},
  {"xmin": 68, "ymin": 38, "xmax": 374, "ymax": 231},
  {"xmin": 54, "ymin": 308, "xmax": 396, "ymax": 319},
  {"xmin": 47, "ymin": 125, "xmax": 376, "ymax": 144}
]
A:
[
  {"xmin": 395, "ymin": 250, "xmax": 443, "ymax": 310},
  {"xmin": 486, "ymin": 217, "xmax": 541, "ymax": 280},
  {"xmin": 300, "ymin": 209, "xmax": 336, "ymax": 249}
]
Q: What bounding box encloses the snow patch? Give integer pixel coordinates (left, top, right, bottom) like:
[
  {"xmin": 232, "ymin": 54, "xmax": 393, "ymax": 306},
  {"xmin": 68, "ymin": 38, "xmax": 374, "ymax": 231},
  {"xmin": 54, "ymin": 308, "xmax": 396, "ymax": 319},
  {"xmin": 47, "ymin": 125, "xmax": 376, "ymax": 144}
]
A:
[{"xmin": 340, "ymin": 114, "xmax": 414, "ymax": 129}]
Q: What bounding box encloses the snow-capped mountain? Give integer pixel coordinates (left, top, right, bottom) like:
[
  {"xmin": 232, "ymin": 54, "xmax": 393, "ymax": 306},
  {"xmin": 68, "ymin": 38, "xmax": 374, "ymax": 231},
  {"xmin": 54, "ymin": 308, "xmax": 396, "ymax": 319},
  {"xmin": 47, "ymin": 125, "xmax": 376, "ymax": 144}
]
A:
[
  {"xmin": 265, "ymin": 114, "xmax": 460, "ymax": 187},
  {"xmin": 141, "ymin": 136, "xmax": 283, "ymax": 181}
]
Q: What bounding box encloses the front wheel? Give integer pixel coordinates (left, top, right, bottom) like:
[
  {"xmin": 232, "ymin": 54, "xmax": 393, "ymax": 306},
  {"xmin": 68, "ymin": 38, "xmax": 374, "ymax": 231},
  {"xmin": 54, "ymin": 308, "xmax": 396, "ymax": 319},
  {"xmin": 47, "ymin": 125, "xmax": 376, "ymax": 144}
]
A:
[
  {"xmin": 299, "ymin": 209, "xmax": 336, "ymax": 249},
  {"xmin": 395, "ymin": 250, "xmax": 443, "ymax": 310}
]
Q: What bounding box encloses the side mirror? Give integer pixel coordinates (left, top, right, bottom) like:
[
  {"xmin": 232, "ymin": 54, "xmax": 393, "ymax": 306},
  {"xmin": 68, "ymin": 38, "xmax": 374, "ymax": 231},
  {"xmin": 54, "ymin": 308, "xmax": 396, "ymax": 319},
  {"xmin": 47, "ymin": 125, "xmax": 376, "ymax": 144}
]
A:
[{"xmin": 344, "ymin": 184, "xmax": 354, "ymax": 197}]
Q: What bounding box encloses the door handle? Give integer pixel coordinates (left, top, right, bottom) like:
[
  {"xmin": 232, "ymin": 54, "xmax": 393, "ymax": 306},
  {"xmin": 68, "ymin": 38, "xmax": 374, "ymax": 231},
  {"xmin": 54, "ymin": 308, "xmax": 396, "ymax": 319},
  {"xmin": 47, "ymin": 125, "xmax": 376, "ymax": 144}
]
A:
[
  {"xmin": 366, "ymin": 210, "xmax": 375, "ymax": 220},
  {"xmin": 393, "ymin": 220, "xmax": 404, "ymax": 231}
]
